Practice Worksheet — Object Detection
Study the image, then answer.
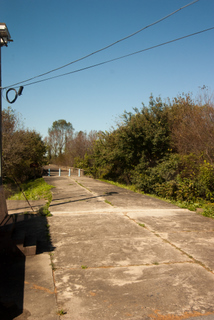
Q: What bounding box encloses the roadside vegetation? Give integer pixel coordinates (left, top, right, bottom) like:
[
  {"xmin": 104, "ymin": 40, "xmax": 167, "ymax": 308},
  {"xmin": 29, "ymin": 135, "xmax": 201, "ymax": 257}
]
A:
[
  {"xmin": 2, "ymin": 107, "xmax": 53, "ymax": 216},
  {"xmin": 2, "ymin": 107, "xmax": 47, "ymax": 184},
  {"xmin": 74, "ymin": 91, "xmax": 214, "ymax": 218},
  {"xmin": 100, "ymin": 179, "xmax": 214, "ymax": 218},
  {"xmin": 8, "ymin": 178, "xmax": 54, "ymax": 201},
  {"xmin": 7, "ymin": 178, "xmax": 54, "ymax": 216},
  {"xmin": 3, "ymin": 89, "xmax": 213, "ymax": 218}
]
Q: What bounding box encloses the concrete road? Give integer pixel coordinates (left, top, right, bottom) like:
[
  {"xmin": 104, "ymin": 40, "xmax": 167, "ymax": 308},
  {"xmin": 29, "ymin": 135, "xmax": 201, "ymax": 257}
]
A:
[{"xmin": 44, "ymin": 175, "xmax": 214, "ymax": 320}]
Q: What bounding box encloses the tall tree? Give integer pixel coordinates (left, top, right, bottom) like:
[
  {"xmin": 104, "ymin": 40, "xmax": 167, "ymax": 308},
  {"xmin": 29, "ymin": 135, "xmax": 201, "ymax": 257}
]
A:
[
  {"xmin": 168, "ymin": 94, "xmax": 214, "ymax": 164},
  {"xmin": 47, "ymin": 119, "xmax": 74, "ymax": 158},
  {"xmin": 61, "ymin": 130, "xmax": 98, "ymax": 166}
]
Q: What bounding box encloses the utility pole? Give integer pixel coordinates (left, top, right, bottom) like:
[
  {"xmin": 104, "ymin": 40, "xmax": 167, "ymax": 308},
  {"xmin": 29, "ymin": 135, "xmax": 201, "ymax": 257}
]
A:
[{"xmin": 0, "ymin": 23, "xmax": 12, "ymax": 225}]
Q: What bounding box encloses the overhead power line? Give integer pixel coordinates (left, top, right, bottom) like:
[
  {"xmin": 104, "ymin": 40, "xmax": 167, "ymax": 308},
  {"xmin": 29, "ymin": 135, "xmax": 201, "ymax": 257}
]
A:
[
  {"xmin": 8, "ymin": 27, "xmax": 213, "ymax": 88},
  {"xmin": 2, "ymin": 0, "xmax": 200, "ymax": 90}
]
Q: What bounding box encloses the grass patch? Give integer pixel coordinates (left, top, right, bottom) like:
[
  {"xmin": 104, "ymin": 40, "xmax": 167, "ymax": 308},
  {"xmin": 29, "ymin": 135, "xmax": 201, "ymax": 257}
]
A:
[
  {"xmin": 99, "ymin": 179, "xmax": 140, "ymax": 193},
  {"xmin": 202, "ymin": 204, "xmax": 214, "ymax": 218},
  {"xmin": 169, "ymin": 199, "xmax": 214, "ymax": 219},
  {"xmin": 8, "ymin": 178, "xmax": 55, "ymax": 202},
  {"xmin": 81, "ymin": 265, "xmax": 88, "ymax": 269},
  {"xmin": 8, "ymin": 178, "xmax": 55, "ymax": 217}
]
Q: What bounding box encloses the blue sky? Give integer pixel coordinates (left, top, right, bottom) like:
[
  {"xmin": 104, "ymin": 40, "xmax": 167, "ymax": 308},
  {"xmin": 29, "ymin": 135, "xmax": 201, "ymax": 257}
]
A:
[{"xmin": 1, "ymin": 0, "xmax": 214, "ymax": 138}]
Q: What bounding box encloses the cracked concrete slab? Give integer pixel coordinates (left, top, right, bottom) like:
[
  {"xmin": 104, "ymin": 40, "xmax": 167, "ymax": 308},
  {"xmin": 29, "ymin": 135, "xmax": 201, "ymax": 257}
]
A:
[
  {"xmin": 128, "ymin": 210, "xmax": 214, "ymax": 232},
  {"xmin": 49, "ymin": 214, "xmax": 190, "ymax": 269},
  {"xmin": 128, "ymin": 211, "xmax": 214, "ymax": 273},
  {"xmin": 72, "ymin": 177, "xmax": 179, "ymax": 209},
  {"xmin": 54, "ymin": 264, "xmax": 214, "ymax": 320},
  {"xmin": 159, "ymin": 232, "xmax": 214, "ymax": 272},
  {"xmin": 46, "ymin": 176, "xmax": 110, "ymax": 213},
  {"xmin": 43, "ymin": 175, "xmax": 214, "ymax": 319}
]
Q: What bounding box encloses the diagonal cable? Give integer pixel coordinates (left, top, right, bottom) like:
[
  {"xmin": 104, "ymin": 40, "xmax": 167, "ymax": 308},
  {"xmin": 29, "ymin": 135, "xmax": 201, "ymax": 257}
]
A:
[
  {"xmin": 14, "ymin": 27, "xmax": 214, "ymax": 88},
  {"xmin": 2, "ymin": 0, "xmax": 200, "ymax": 90}
]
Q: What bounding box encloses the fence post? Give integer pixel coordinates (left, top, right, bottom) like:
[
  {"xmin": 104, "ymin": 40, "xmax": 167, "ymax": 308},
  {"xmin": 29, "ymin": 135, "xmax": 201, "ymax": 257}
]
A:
[
  {"xmin": 59, "ymin": 168, "xmax": 61, "ymax": 176},
  {"xmin": 68, "ymin": 168, "xmax": 71, "ymax": 177},
  {"xmin": 48, "ymin": 168, "xmax": 50, "ymax": 176},
  {"xmin": 78, "ymin": 169, "xmax": 80, "ymax": 177}
]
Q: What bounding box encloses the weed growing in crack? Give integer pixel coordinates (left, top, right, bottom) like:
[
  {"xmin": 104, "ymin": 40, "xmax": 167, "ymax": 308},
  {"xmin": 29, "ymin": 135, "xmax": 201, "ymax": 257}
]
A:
[
  {"xmin": 38, "ymin": 203, "xmax": 52, "ymax": 217},
  {"xmin": 75, "ymin": 181, "xmax": 92, "ymax": 192},
  {"xmin": 57, "ymin": 309, "xmax": 67, "ymax": 316},
  {"xmin": 49, "ymin": 252, "xmax": 56, "ymax": 270},
  {"xmin": 139, "ymin": 223, "xmax": 145, "ymax": 228},
  {"xmin": 50, "ymin": 261, "xmax": 56, "ymax": 271},
  {"xmin": 105, "ymin": 199, "xmax": 113, "ymax": 206}
]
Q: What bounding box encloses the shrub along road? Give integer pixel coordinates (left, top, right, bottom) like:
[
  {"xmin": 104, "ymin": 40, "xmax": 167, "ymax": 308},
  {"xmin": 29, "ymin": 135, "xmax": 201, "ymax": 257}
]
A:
[{"xmin": 43, "ymin": 174, "xmax": 214, "ymax": 320}]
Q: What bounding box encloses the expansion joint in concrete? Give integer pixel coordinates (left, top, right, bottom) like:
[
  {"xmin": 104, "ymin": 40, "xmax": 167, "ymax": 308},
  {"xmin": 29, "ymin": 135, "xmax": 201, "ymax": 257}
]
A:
[
  {"xmin": 71, "ymin": 178, "xmax": 114, "ymax": 206},
  {"xmin": 48, "ymin": 253, "xmax": 59, "ymax": 317},
  {"xmin": 124, "ymin": 212, "xmax": 214, "ymax": 275},
  {"xmin": 152, "ymin": 230, "xmax": 214, "ymax": 274},
  {"xmin": 72, "ymin": 178, "xmax": 93, "ymax": 194},
  {"xmin": 55, "ymin": 261, "xmax": 196, "ymax": 271}
]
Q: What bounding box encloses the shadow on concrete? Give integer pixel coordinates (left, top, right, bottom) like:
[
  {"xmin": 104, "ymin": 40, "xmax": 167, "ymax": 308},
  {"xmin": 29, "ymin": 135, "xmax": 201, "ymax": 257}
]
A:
[
  {"xmin": 105, "ymin": 192, "xmax": 118, "ymax": 196},
  {"xmin": 0, "ymin": 213, "xmax": 54, "ymax": 319},
  {"xmin": 49, "ymin": 191, "xmax": 119, "ymax": 207}
]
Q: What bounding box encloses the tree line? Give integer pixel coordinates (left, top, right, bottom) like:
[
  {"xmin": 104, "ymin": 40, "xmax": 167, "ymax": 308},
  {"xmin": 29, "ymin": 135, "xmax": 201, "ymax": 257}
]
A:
[
  {"xmin": 2, "ymin": 109, "xmax": 97, "ymax": 184},
  {"xmin": 75, "ymin": 92, "xmax": 214, "ymax": 204},
  {"xmin": 44, "ymin": 119, "xmax": 98, "ymax": 167},
  {"xmin": 3, "ymin": 90, "xmax": 214, "ymax": 207}
]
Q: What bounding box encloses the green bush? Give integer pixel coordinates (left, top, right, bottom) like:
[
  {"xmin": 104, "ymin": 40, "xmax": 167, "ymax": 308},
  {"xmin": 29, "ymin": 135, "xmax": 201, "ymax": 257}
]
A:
[
  {"xmin": 155, "ymin": 180, "xmax": 177, "ymax": 199},
  {"xmin": 203, "ymin": 204, "xmax": 214, "ymax": 218},
  {"xmin": 175, "ymin": 178, "xmax": 200, "ymax": 201},
  {"xmin": 132, "ymin": 153, "xmax": 214, "ymax": 205},
  {"xmin": 154, "ymin": 157, "xmax": 214, "ymax": 203},
  {"xmin": 196, "ymin": 161, "xmax": 214, "ymax": 201},
  {"xmin": 131, "ymin": 153, "xmax": 180, "ymax": 194}
]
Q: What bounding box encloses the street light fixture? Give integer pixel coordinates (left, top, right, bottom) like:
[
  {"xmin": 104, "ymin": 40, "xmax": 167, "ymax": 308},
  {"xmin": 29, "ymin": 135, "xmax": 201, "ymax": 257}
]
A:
[
  {"xmin": 0, "ymin": 23, "xmax": 13, "ymax": 225},
  {"xmin": 0, "ymin": 23, "xmax": 12, "ymax": 46}
]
